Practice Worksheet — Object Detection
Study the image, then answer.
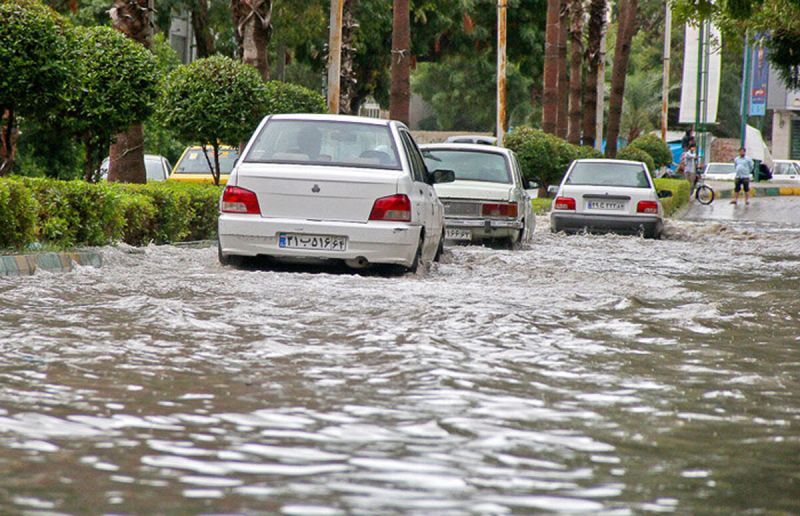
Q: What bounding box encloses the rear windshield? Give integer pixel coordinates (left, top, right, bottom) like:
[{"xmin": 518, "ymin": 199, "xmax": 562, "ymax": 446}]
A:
[
  {"xmin": 705, "ymin": 163, "xmax": 736, "ymax": 174},
  {"xmin": 174, "ymin": 148, "xmax": 238, "ymax": 174},
  {"xmin": 245, "ymin": 120, "xmax": 402, "ymax": 170},
  {"xmin": 565, "ymin": 162, "xmax": 651, "ymax": 188},
  {"xmin": 421, "ymin": 149, "xmax": 511, "ymax": 184}
]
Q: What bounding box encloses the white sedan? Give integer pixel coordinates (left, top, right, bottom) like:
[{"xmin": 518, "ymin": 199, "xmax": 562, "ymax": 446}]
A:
[
  {"xmin": 420, "ymin": 143, "xmax": 534, "ymax": 248},
  {"xmin": 771, "ymin": 160, "xmax": 800, "ymax": 181},
  {"xmin": 550, "ymin": 159, "xmax": 671, "ymax": 239},
  {"xmin": 218, "ymin": 114, "xmax": 453, "ymax": 272}
]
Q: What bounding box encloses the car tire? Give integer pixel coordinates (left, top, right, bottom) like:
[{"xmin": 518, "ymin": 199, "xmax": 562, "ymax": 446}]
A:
[
  {"xmin": 406, "ymin": 234, "xmax": 425, "ymax": 274},
  {"xmin": 218, "ymin": 241, "xmax": 243, "ymax": 267},
  {"xmin": 433, "ymin": 229, "xmax": 445, "ymax": 262}
]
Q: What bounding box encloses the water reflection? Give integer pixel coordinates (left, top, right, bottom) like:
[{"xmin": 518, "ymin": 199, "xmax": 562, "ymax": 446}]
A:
[{"xmin": 0, "ymin": 217, "xmax": 799, "ymax": 513}]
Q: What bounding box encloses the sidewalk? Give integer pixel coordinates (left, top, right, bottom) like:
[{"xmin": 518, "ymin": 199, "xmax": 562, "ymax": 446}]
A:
[
  {"xmin": 707, "ymin": 180, "xmax": 800, "ymax": 199},
  {"xmin": 0, "ymin": 251, "xmax": 102, "ymax": 276}
]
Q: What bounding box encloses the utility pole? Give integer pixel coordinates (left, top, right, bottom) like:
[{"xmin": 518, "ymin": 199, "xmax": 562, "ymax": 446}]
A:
[
  {"xmin": 661, "ymin": 1, "xmax": 671, "ymax": 141},
  {"xmin": 326, "ymin": 0, "xmax": 345, "ymax": 114},
  {"xmin": 739, "ymin": 32, "xmax": 751, "ymax": 150},
  {"xmin": 595, "ymin": 3, "xmax": 609, "ymax": 151},
  {"xmin": 497, "ymin": 0, "xmax": 507, "ymax": 147},
  {"xmin": 390, "ymin": 0, "xmax": 411, "ymax": 125},
  {"xmin": 694, "ymin": 19, "xmax": 706, "ymax": 163}
]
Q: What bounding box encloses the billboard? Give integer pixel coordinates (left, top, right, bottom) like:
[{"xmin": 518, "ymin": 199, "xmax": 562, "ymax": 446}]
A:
[
  {"xmin": 749, "ymin": 38, "xmax": 769, "ymax": 116},
  {"xmin": 679, "ymin": 22, "xmax": 722, "ymax": 124}
]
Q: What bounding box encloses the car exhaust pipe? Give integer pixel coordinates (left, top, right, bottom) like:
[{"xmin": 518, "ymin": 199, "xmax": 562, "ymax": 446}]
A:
[{"xmin": 345, "ymin": 256, "xmax": 369, "ymax": 269}]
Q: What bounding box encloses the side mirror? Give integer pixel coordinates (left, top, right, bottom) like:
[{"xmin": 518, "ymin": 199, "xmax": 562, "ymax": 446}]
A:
[
  {"xmin": 657, "ymin": 190, "xmax": 673, "ymax": 199},
  {"xmin": 430, "ymin": 169, "xmax": 456, "ymax": 184},
  {"xmin": 547, "ymin": 185, "xmax": 559, "ymax": 196}
]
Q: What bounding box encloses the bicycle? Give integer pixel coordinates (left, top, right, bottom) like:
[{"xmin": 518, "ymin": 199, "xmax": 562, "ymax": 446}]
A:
[{"xmin": 693, "ymin": 172, "xmax": 715, "ymax": 205}]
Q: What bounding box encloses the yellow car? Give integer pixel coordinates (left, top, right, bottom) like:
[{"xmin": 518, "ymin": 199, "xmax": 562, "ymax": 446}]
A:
[{"xmin": 168, "ymin": 145, "xmax": 239, "ymax": 184}]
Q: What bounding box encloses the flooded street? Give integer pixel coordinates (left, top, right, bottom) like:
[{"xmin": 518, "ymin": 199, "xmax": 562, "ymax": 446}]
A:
[{"xmin": 1, "ymin": 215, "xmax": 799, "ymax": 514}]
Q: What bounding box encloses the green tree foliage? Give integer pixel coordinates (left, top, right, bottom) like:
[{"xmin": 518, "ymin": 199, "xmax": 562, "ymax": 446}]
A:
[
  {"xmin": 263, "ymin": 81, "xmax": 327, "ymax": 115},
  {"xmin": 157, "ymin": 56, "xmax": 269, "ymax": 184},
  {"xmin": 617, "ymin": 145, "xmax": 656, "ymax": 173},
  {"xmin": 413, "ymin": 52, "xmax": 532, "ymax": 131},
  {"xmin": 629, "ymin": 134, "xmax": 674, "ymax": 169},
  {"xmin": 504, "ymin": 126, "xmax": 602, "ymax": 186},
  {"xmin": 67, "ymin": 25, "xmax": 159, "ymax": 181}
]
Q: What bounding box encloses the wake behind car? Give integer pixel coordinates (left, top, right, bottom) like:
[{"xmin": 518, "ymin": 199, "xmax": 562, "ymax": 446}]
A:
[
  {"xmin": 420, "ymin": 143, "xmax": 534, "ymax": 248},
  {"xmin": 217, "ymin": 114, "xmax": 454, "ymax": 271},
  {"xmin": 550, "ymin": 159, "xmax": 671, "ymax": 239}
]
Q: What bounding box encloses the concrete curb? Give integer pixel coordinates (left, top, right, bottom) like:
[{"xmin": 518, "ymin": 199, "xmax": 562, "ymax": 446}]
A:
[
  {"xmin": 0, "ymin": 251, "xmax": 102, "ymax": 277},
  {"xmin": 716, "ymin": 185, "xmax": 800, "ymax": 199}
]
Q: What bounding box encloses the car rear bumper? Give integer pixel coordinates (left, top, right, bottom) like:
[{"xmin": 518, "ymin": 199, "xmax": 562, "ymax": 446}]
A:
[
  {"xmin": 445, "ymin": 217, "xmax": 522, "ymax": 239},
  {"xmin": 218, "ymin": 214, "xmax": 421, "ymax": 266},
  {"xmin": 550, "ymin": 212, "xmax": 662, "ymax": 236}
]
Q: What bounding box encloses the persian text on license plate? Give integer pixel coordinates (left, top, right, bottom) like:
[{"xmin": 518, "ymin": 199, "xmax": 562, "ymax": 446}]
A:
[
  {"xmin": 278, "ymin": 233, "xmax": 347, "ymax": 251},
  {"xmin": 587, "ymin": 201, "xmax": 625, "ymax": 211},
  {"xmin": 445, "ymin": 228, "xmax": 472, "ymax": 241}
]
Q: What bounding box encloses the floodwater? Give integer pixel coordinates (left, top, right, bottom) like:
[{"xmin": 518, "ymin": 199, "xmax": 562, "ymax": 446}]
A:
[{"xmin": 1, "ymin": 215, "xmax": 799, "ymax": 514}]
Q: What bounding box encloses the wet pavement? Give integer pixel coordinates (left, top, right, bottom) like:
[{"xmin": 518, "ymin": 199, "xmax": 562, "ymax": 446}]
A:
[{"xmin": 0, "ymin": 213, "xmax": 799, "ymax": 514}]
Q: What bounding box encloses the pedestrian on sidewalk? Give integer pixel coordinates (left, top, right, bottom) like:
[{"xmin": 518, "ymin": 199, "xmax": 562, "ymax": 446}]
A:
[
  {"xmin": 731, "ymin": 147, "xmax": 754, "ymax": 205},
  {"xmin": 681, "ymin": 143, "xmax": 699, "ymax": 194}
]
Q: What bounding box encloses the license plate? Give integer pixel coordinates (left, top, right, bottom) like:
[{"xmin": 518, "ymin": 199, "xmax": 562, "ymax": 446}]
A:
[
  {"xmin": 278, "ymin": 233, "xmax": 347, "ymax": 251},
  {"xmin": 587, "ymin": 201, "xmax": 625, "ymax": 211},
  {"xmin": 445, "ymin": 228, "xmax": 472, "ymax": 241}
]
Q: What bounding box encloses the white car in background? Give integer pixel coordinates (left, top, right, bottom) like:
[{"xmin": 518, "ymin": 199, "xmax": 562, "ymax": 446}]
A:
[
  {"xmin": 771, "ymin": 160, "xmax": 800, "ymax": 181},
  {"xmin": 550, "ymin": 159, "xmax": 672, "ymax": 239},
  {"xmin": 703, "ymin": 162, "xmax": 748, "ymax": 181},
  {"xmin": 99, "ymin": 154, "xmax": 172, "ymax": 181},
  {"xmin": 218, "ymin": 114, "xmax": 453, "ymax": 272},
  {"xmin": 420, "ymin": 143, "xmax": 534, "ymax": 248}
]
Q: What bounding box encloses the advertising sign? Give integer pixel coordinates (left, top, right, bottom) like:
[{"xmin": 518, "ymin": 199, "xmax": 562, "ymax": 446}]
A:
[{"xmin": 749, "ymin": 39, "xmax": 769, "ymax": 116}]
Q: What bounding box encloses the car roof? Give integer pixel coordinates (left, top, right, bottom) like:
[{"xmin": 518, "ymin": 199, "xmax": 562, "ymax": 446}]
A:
[
  {"xmin": 269, "ymin": 113, "xmax": 394, "ymax": 127},
  {"xmin": 420, "ymin": 143, "xmax": 511, "ymax": 155},
  {"xmin": 574, "ymin": 159, "xmax": 645, "ymax": 166}
]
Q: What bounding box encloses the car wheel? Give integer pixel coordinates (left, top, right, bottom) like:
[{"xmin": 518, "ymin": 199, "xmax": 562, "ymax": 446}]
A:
[
  {"xmin": 218, "ymin": 241, "xmax": 243, "ymax": 267},
  {"xmin": 433, "ymin": 229, "xmax": 445, "ymax": 262},
  {"xmin": 406, "ymin": 234, "xmax": 425, "ymax": 274}
]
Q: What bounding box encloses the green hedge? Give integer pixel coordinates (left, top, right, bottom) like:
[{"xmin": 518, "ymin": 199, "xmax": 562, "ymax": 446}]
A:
[
  {"xmin": 617, "ymin": 146, "xmax": 656, "ymax": 174},
  {"xmin": 654, "ymin": 178, "xmax": 691, "ymax": 216},
  {"xmin": 628, "ymin": 134, "xmax": 673, "ymax": 169},
  {"xmin": 0, "ymin": 177, "xmax": 222, "ymax": 250}
]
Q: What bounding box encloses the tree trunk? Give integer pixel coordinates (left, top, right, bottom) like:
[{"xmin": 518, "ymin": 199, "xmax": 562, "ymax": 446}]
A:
[
  {"xmin": 390, "ymin": 0, "xmax": 410, "ymax": 125},
  {"xmin": 232, "ymin": 0, "xmax": 273, "ymax": 81},
  {"xmin": 191, "ymin": 0, "xmax": 215, "ymax": 58},
  {"xmin": 107, "ymin": 0, "xmax": 153, "ymax": 184},
  {"xmin": 605, "ymin": 0, "xmax": 637, "ymax": 158},
  {"xmin": 542, "ymin": 0, "xmax": 560, "ymax": 134},
  {"xmin": 567, "ymin": 0, "xmax": 584, "ymax": 145},
  {"xmin": 556, "ymin": 0, "xmax": 569, "ymax": 139},
  {"xmin": 582, "ymin": 0, "xmax": 606, "ymax": 148},
  {"xmin": 0, "ymin": 109, "xmax": 17, "ymax": 176},
  {"xmin": 339, "ymin": 0, "xmax": 359, "ymax": 115}
]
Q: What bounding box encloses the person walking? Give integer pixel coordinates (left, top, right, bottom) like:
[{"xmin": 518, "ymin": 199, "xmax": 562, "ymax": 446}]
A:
[
  {"xmin": 731, "ymin": 147, "xmax": 754, "ymax": 205},
  {"xmin": 681, "ymin": 143, "xmax": 699, "ymax": 194}
]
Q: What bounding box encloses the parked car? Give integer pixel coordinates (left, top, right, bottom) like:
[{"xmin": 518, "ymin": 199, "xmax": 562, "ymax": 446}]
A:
[
  {"xmin": 703, "ymin": 162, "xmax": 744, "ymax": 181},
  {"xmin": 217, "ymin": 114, "xmax": 454, "ymax": 271},
  {"xmin": 771, "ymin": 159, "xmax": 800, "ymax": 181},
  {"xmin": 168, "ymin": 145, "xmax": 239, "ymax": 184},
  {"xmin": 420, "ymin": 143, "xmax": 534, "ymax": 248},
  {"xmin": 550, "ymin": 159, "xmax": 671, "ymax": 239},
  {"xmin": 444, "ymin": 135, "xmax": 497, "ymax": 145},
  {"xmin": 99, "ymin": 154, "xmax": 172, "ymax": 181}
]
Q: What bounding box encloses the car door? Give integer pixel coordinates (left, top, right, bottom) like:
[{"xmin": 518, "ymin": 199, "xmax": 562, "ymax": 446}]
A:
[{"xmin": 398, "ymin": 129, "xmax": 440, "ymax": 252}]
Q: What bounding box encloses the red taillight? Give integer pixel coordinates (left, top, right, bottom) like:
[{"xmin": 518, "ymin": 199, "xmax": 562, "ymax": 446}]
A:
[
  {"xmin": 481, "ymin": 202, "xmax": 518, "ymax": 218},
  {"xmin": 221, "ymin": 186, "xmax": 260, "ymax": 214},
  {"xmin": 554, "ymin": 196, "xmax": 576, "ymax": 210},
  {"xmin": 637, "ymin": 200, "xmax": 659, "ymax": 214},
  {"xmin": 369, "ymin": 194, "xmax": 412, "ymax": 222}
]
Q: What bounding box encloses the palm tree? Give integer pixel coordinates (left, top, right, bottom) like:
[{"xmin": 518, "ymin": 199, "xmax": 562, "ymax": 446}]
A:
[
  {"xmin": 231, "ymin": 0, "xmax": 273, "ymax": 81},
  {"xmin": 620, "ymin": 72, "xmax": 661, "ymax": 142},
  {"xmin": 389, "ymin": 0, "xmax": 410, "ymax": 124},
  {"xmin": 567, "ymin": 0, "xmax": 584, "ymax": 144},
  {"xmin": 605, "ymin": 0, "xmax": 637, "ymax": 157},
  {"xmin": 582, "ymin": 0, "xmax": 606, "ymax": 148},
  {"xmin": 107, "ymin": 0, "xmax": 153, "ymax": 184},
  {"xmin": 556, "ymin": 0, "xmax": 569, "ymax": 138},
  {"xmin": 542, "ymin": 0, "xmax": 560, "ymax": 134}
]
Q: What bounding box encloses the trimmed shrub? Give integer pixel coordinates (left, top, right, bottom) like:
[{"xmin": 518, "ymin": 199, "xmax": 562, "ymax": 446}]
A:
[
  {"xmin": 161, "ymin": 182, "xmax": 222, "ymax": 241},
  {"xmin": 654, "ymin": 178, "xmax": 691, "ymax": 217},
  {"xmin": 617, "ymin": 146, "xmax": 656, "ymax": 175},
  {"xmin": 116, "ymin": 191, "xmax": 157, "ymax": 246},
  {"xmin": 0, "ymin": 178, "xmax": 38, "ymax": 249},
  {"xmin": 112, "ymin": 183, "xmax": 193, "ymax": 244},
  {"xmin": 263, "ymin": 80, "xmax": 327, "ymax": 114},
  {"xmin": 505, "ymin": 126, "xmax": 602, "ymax": 186},
  {"xmin": 629, "ymin": 134, "xmax": 673, "ymax": 169}
]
